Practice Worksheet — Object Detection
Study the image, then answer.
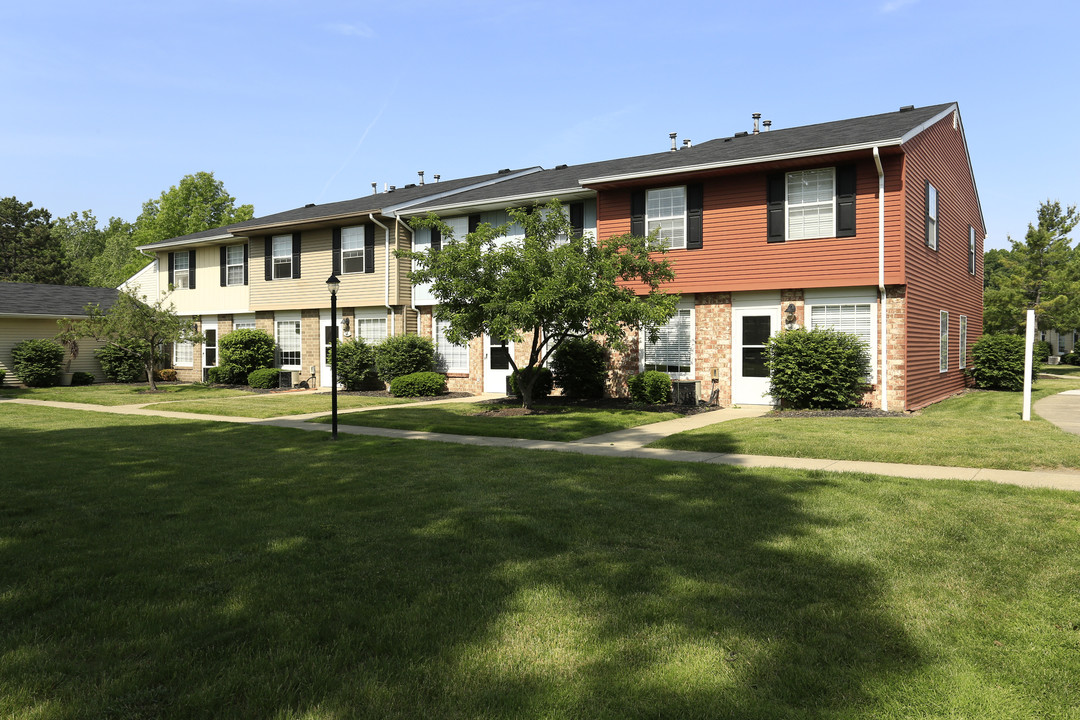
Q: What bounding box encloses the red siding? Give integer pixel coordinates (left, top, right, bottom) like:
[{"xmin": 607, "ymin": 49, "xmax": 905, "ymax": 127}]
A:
[{"xmin": 900, "ymin": 111, "xmax": 984, "ymax": 410}]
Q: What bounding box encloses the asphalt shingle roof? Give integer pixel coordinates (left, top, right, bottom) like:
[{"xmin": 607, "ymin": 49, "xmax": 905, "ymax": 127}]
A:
[{"xmin": 0, "ymin": 282, "xmax": 119, "ymax": 317}]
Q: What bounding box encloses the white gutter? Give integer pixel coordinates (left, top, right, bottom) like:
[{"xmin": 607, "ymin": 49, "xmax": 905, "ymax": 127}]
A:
[
  {"xmin": 369, "ymin": 214, "xmax": 394, "ymax": 336},
  {"xmin": 402, "ymin": 187, "xmax": 592, "ymax": 218},
  {"xmin": 873, "ymin": 146, "xmax": 888, "ymax": 412}
]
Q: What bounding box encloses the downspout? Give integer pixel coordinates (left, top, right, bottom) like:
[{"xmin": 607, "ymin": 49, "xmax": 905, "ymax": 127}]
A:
[
  {"xmin": 874, "ymin": 146, "xmax": 888, "ymax": 412},
  {"xmin": 369, "ymin": 214, "xmax": 394, "ymax": 336}
]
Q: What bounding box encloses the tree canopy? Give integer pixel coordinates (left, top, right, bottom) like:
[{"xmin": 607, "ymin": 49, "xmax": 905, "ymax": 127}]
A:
[
  {"xmin": 404, "ymin": 200, "xmax": 679, "ymax": 408},
  {"xmin": 984, "ymin": 200, "xmax": 1079, "ymax": 334},
  {"xmin": 0, "ymin": 197, "xmax": 68, "ymax": 285}
]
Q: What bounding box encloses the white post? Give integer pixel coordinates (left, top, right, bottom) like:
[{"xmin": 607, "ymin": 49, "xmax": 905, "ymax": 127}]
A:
[{"xmin": 1022, "ymin": 308, "xmax": 1035, "ymax": 421}]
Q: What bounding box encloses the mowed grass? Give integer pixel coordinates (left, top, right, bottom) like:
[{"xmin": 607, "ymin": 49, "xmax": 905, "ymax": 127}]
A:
[
  {"xmin": 144, "ymin": 393, "xmax": 418, "ymax": 418},
  {"xmin": 0, "ymin": 382, "xmax": 253, "ymax": 405},
  {"xmin": 3, "ymin": 403, "xmax": 1080, "ymax": 718},
  {"xmin": 321, "ymin": 401, "xmax": 682, "ymax": 441},
  {"xmin": 655, "ymin": 378, "xmax": 1080, "ymax": 471}
]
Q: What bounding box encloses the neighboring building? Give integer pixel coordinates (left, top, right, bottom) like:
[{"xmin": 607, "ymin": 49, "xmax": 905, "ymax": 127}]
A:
[
  {"xmin": 132, "ymin": 102, "xmax": 984, "ymax": 410},
  {"xmin": 0, "ymin": 282, "xmax": 119, "ymax": 386},
  {"xmin": 1041, "ymin": 329, "xmax": 1077, "ymax": 362}
]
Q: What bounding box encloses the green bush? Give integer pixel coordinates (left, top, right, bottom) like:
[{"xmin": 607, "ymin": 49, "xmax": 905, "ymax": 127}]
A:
[
  {"xmin": 0, "ymin": 367, "xmax": 5, "ymax": 385},
  {"xmin": 1062, "ymin": 351, "xmax": 1080, "ymax": 366},
  {"xmin": 219, "ymin": 329, "xmax": 276, "ymax": 381},
  {"xmin": 1034, "ymin": 340, "xmax": 1052, "ymax": 363},
  {"xmin": 247, "ymin": 368, "xmax": 280, "ymax": 389},
  {"xmin": 206, "ymin": 364, "xmax": 246, "ymax": 385},
  {"xmin": 337, "ymin": 339, "xmax": 383, "ymax": 390},
  {"xmin": 389, "ymin": 371, "xmax": 446, "ymax": 397},
  {"xmin": 627, "ymin": 370, "xmax": 672, "ymax": 404},
  {"xmin": 551, "ymin": 337, "xmax": 608, "ymax": 398},
  {"xmin": 765, "ymin": 327, "xmax": 870, "ymax": 409},
  {"xmin": 11, "ymin": 338, "xmax": 65, "ymax": 387},
  {"xmin": 94, "ymin": 343, "xmax": 146, "ymax": 383},
  {"xmin": 510, "ymin": 367, "xmax": 554, "ymax": 400},
  {"xmin": 969, "ymin": 334, "xmax": 1034, "ymax": 391},
  {"xmin": 71, "ymin": 371, "xmax": 95, "ymax": 386},
  {"xmin": 374, "ymin": 335, "xmax": 435, "ymax": 383}
]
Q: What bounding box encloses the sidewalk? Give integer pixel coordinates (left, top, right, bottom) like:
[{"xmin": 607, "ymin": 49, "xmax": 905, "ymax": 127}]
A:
[{"xmin": 6, "ymin": 394, "xmax": 1080, "ymax": 491}]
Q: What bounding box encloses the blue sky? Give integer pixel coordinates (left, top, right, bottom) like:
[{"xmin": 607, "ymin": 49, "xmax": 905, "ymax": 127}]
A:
[{"xmin": 2, "ymin": 0, "xmax": 1077, "ymax": 251}]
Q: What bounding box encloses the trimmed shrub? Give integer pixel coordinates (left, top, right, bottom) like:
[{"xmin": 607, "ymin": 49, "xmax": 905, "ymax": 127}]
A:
[
  {"xmin": 389, "ymin": 371, "xmax": 446, "ymax": 397},
  {"xmin": 219, "ymin": 329, "xmax": 276, "ymax": 382},
  {"xmin": 154, "ymin": 368, "xmax": 178, "ymax": 382},
  {"xmin": 206, "ymin": 364, "xmax": 246, "ymax": 385},
  {"xmin": 968, "ymin": 334, "xmax": 1034, "ymax": 391},
  {"xmin": 551, "ymin": 337, "xmax": 608, "ymax": 398},
  {"xmin": 627, "ymin": 370, "xmax": 672, "ymax": 404},
  {"xmin": 1061, "ymin": 351, "xmax": 1080, "ymax": 366},
  {"xmin": 374, "ymin": 335, "xmax": 435, "ymax": 383},
  {"xmin": 11, "ymin": 339, "xmax": 64, "ymax": 387},
  {"xmin": 337, "ymin": 338, "xmax": 382, "ymax": 390},
  {"xmin": 94, "ymin": 343, "xmax": 146, "ymax": 383},
  {"xmin": 71, "ymin": 371, "xmax": 95, "ymax": 386},
  {"xmin": 1033, "ymin": 340, "xmax": 1052, "ymax": 363},
  {"xmin": 510, "ymin": 366, "xmax": 554, "ymax": 400},
  {"xmin": 247, "ymin": 368, "xmax": 280, "ymax": 389},
  {"xmin": 0, "ymin": 367, "xmax": 5, "ymax": 385},
  {"xmin": 765, "ymin": 327, "xmax": 870, "ymax": 410}
]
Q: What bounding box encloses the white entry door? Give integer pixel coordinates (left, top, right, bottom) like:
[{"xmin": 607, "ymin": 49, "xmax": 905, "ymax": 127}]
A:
[
  {"xmin": 732, "ymin": 292, "xmax": 780, "ymax": 405},
  {"xmin": 319, "ymin": 310, "xmax": 337, "ymax": 390},
  {"xmin": 201, "ymin": 316, "xmax": 217, "ymax": 382},
  {"xmin": 483, "ymin": 334, "xmax": 514, "ymax": 393}
]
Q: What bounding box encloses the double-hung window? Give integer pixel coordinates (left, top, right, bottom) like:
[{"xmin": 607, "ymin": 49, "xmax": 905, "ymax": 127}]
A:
[
  {"xmin": 174, "ymin": 339, "xmax": 193, "ymax": 366},
  {"xmin": 643, "ymin": 299, "xmax": 693, "ymax": 378},
  {"xmin": 341, "ymin": 226, "xmax": 365, "ymax": 274},
  {"xmin": 646, "ymin": 187, "xmax": 686, "ymax": 249},
  {"xmin": 434, "ymin": 318, "xmax": 468, "ymax": 373},
  {"xmin": 939, "ymin": 311, "xmax": 949, "ymax": 372},
  {"xmin": 354, "ymin": 308, "xmax": 386, "ymax": 344},
  {"xmin": 959, "ymin": 316, "xmax": 968, "ymax": 369},
  {"xmin": 809, "ymin": 303, "xmax": 875, "ymax": 381},
  {"xmin": 968, "ymin": 226, "xmax": 977, "ymax": 275},
  {"xmin": 787, "ymin": 168, "xmax": 835, "ymax": 240},
  {"xmin": 926, "ymin": 183, "xmax": 939, "ymax": 250},
  {"xmin": 276, "ymin": 315, "xmax": 301, "ymax": 369},
  {"xmin": 272, "ymin": 235, "xmax": 293, "ymax": 279},
  {"xmin": 173, "ymin": 252, "xmax": 190, "ymax": 289},
  {"xmin": 226, "ymin": 245, "xmax": 245, "ymax": 286}
]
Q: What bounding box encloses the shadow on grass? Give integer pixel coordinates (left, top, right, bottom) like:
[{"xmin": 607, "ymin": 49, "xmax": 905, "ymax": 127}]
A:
[{"xmin": 2, "ymin": 409, "xmax": 921, "ymax": 718}]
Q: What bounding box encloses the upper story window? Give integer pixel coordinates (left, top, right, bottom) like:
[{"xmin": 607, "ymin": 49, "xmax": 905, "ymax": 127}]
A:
[
  {"xmin": 787, "ymin": 168, "xmax": 836, "ymax": 240},
  {"xmin": 341, "ymin": 226, "xmax": 365, "ymax": 273},
  {"xmin": 226, "ymin": 245, "xmax": 245, "ymax": 286},
  {"xmin": 173, "ymin": 252, "xmax": 190, "ymax": 289},
  {"xmin": 646, "ymin": 186, "xmax": 686, "ymax": 249},
  {"xmin": 273, "ymin": 235, "xmax": 293, "ymax": 279},
  {"xmin": 939, "ymin": 310, "xmax": 949, "ymax": 372},
  {"xmin": 968, "ymin": 226, "xmax": 976, "ymax": 275},
  {"xmin": 926, "ymin": 183, "xmax": 939, "ymax": 250}
]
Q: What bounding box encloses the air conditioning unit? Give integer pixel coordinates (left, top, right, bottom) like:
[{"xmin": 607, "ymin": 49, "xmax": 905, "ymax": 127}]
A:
[
  {"xmin": 279, "ymin": 370, "xmax": 300, "ymax": 389},
  {"xmin": 671, "ymin": 380, "xmax": 701, "ymax": 406}
]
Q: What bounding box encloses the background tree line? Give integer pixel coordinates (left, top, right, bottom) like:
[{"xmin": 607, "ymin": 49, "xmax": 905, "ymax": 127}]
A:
[{"xmin": 0, "ymin": 172, "xmax": 253, "ymax": 288}]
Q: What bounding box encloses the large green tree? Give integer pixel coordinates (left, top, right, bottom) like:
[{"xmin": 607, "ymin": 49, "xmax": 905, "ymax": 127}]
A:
[
  {"xmin": 133, "ymin": 171, "xmax": 254, "ymax": 248},
  {"xmin": 404, "ymin": 200, "xmax": 679, "ymax": 409},
  {"xmin": 0, "ymin": 197, "xmax": 68, "ymax": 285},
  {"xmin": 984, "ymin": 200, "xmax": 1079, "ymax": 334},
  {"xmin": 53, "ymin": 210, "xmax": 105, "ymax": 286}
]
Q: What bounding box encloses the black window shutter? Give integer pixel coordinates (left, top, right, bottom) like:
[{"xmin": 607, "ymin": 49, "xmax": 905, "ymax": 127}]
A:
[
  {"xmin": 686, "ymin": 184, "xmax": 704, "ymax": 250},
  {"xmin": 569, "ymin": 202, "xmax": 585, "ymax": 238},
  {"xmin": 364, "ymin": 223, "xmax": 375, "ymax": 274},
  {"xmin": 291, "ymin": 232, "xmax": 301, "ymax": 279},
  {"xmin": 630, "ymin": 190, "xmax": 646, "ymax": 237},
  {"xmin": 331, "ymin": 227, "xmax": 341, "ymax": 275},
  {"xmin": 766, "ymin": 174, "xmax": 785, "ymax": 243},
  {"xmin": 264, "ymin": 238, "xmax": 272, "ymax": 281},
  {"xmin": 431, "ymin": 227, "xmax": 442, "ymax": 252},
  {"xmin": 468, "ymin": 214, "xmax": 481, "ymax": 234},
  {"xmin": 835, "ymin": 165, "xmax": 857, "ymax": 238},
  {"xmin": 220, "ymin": 246, "xmax": 227, "ymax": 287},
  {"xmin": 188, "ymin": 250, "xmax": 196, "ymax": 289},
  {"xmin": 168, "ymin": 252, "xmax": 175, "ymax": 287},
  {"xmin": 243, "ymin": 244, "xmax": 249, "ymax": 285}
]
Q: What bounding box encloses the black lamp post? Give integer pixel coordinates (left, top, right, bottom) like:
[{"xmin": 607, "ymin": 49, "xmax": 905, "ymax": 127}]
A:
[{"xmin": 326, "ymin": 273, "xmax": 340, "ymax": 440}]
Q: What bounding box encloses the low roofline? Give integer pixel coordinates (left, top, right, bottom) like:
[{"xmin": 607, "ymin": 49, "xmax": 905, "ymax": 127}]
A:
[
  {"xmin": 0, "ymin": 312, "xmax": 93, "ymax": 320},
  {"xmin": 137, "ymin": 233, "xmax": 238, "ymax": 251},
  {"xmin": 400, "ymin": 186, "xmax": 592, "ymax": 217}
]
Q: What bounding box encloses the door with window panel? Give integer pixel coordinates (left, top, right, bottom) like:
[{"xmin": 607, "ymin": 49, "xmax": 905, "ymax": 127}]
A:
[
  {"xmin": 732, "ymin": 292, "xmax": 779, "ymax": 405},
  {"xmin": 483, "ymin": 334, "xmax": 514, "ymax": 393}
]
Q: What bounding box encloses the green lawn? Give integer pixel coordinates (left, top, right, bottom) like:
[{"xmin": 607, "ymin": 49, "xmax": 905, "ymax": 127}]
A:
[
  {"xmin": 2, "ymin": 403, "xmax": 1079, "ymax": 718},
  {"xmin": 656, "ymin": 378, "xmax": 1080, "ymax": 471},
  {"xmin": 1044, "ymin": 363, "xmax": 1080, "ymax": 377},
  {"xmin": 0, "ymin": 382, "xmax": 253, "ymax": 406},
  {"xmin": 321, "ymin": 401, "xmax": 682, "ymax": 441},
  {"xmin": 144, "ymin": 393, "xmax": 418, "ymax": 418}
]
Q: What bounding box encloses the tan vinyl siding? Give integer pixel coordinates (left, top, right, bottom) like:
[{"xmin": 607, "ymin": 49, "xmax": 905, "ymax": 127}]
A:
[
  {"xmin": 0, "ymin": 318, "xmax": 110, "ymax": 385},
  {"xmin": 392, "ymin": 220, "xmax": 413, "ymax": 306},
  {"xmin": 155, "ymin": 245, "xmax": 250, "ymax": 316}
]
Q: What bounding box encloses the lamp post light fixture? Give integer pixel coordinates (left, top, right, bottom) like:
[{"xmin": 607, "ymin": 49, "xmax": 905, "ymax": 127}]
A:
[{"xmin": 326, "ymin": 273, "xmax": 340, "ymax": 440}]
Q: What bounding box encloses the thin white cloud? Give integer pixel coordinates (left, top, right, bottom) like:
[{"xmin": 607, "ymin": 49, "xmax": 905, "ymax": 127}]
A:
[
  {"xmin": 324, "ymin": 22, "xmax": 374, "ymax": 38},
  {"xmin": 880, "ymin": 0, "xmax": 918, "ymax": 12}
]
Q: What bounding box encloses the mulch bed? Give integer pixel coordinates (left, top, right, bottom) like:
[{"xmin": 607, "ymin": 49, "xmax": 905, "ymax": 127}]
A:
[
  {"xmin": 474, "ymin": 396, "xmax": 720, "ymax": 417},
  {"xmin": 766, "ymin": 407, "xmax": 910, "ymax": 419}
]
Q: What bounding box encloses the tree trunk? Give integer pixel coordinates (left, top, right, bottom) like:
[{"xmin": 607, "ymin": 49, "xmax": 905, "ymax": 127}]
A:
[
  {"xmin": 519, "ymin": 375, "xmax": 535, "ymax": 410},
  {"xmin": 145, "ymin": 360, "xmax": 158, "ymax": 391}
]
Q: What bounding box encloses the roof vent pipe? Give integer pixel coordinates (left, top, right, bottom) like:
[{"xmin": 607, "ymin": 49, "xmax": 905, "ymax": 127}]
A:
[
  {"xmin": 752, "ymin": 112, "xmax": 761, "ymax": 135},
  {"xmin": 372, "ymin": 182, "xmax": 377, "ymax": 194},
  {"xmin": 669, "ymin": 132, "xmax": 677, "ymax": 152},
  {"xmin": 418, "ymin": 170, "xmax": 424, "ymax": 186},
  {"xmin": 384, "ymin": 183, "xmax": 388, "ymax": 192},
  {"xmin": 763, "ymin": 120, "xmax": 772, "ymax": 132},
  {"xmin": 683, "ymin": 139, "xmax": 692, "ymax": 149},
  {"xmin": 434, "ymin": 174, "xmax": 440, "ymax": 182}
]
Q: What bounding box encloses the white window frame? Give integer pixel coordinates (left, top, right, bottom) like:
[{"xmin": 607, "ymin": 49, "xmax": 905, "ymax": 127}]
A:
[
  {"xmin": 927, "ymin": 183, "xmax": 939, "ymax": 250},
  {"xmin": 968, "ymin": 226, "xmax": 976, "ymax": 275},
  {"xmin": 939, "ymin": 310, "xmax": 949, "ymax": 373},
  {"xmin": 641, "ymin": 296, "xmax": 694, "ymax": 379},
  {"xmin": 434, "ymin": 317, "xmax": 468, "ymax": 373},
  {"xmin": 646, "ymin": 186, "xmax": 687, "ymax": 250},
  {"xmin": 341, "ymin": 226, "xmax": 365, "ymax": 274},
  {"xmin": 173, "ymin": 339, "xmax": 193, "ymax": 367},
  {"xmin": 276, "ymin": 312, "xmax": 302, "ymax": 370},
  {"xmin": 354, "ymin": 307, "xmax": 387, "ymax": 344},
  {"xmin": 959, "ymin": 315, "xmax": 968, "ymax": 369},
  {"xmin": 226, "ymin": 244, "xmax": 245, "ymax": 286},
  {"xmin": 173, "ymin": 252, "xmax": 190, "ymax": 289},
  {"xmin": 272, "ymin": 235, "xmax": 292, "ymax": 279},
  {"xmin": 786, "ymin": 168, "xmax": 836, "ymax": 241},
  {"xmin": 805, "ymin": 288, "xmax": 877, "ymax": 383},
  {"xmin": 233, "ymin": 313, "xmax": 256, "ymax": 330}
]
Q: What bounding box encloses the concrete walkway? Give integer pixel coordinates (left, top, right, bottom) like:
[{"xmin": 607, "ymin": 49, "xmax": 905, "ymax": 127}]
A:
[
  {"xmin": 1033, "ymin": 390, "xmax": 1080, "ymax": 437},
  {"xmin": 5, "ymin": 393, "xmax": 1080, "ymax": 491}
]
